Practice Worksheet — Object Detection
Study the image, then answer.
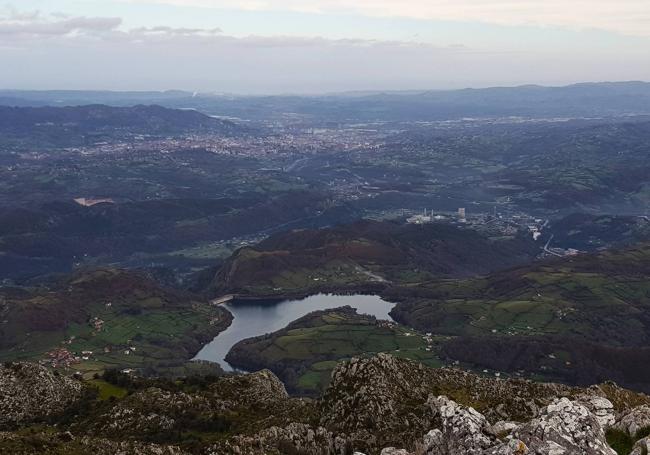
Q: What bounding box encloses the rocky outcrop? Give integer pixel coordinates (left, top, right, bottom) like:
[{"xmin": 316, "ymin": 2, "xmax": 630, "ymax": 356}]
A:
[
  {"xmin": 86, "ymin": 369, "xmax": 306, "ymax": 440},
  {"xmin": 4, "ymin": 355, "xmax": 650, "ymax": 454},
  {"xmin": 577, "ymin": 394, "xmax": 616, "ymax": 429},
  {"xmin": 318, "ymin": 354, "xmax": 581, "ymax": 451},
  {"xmin": 0, "ymin": 431, "xmax": 189, "ymax": 455},
  {"xmin": 0, "ymin": 362, "xmax": 84, "ymax": 427},
  {"xmin": 209, "ymin": 368, "xmax": 289, "ymax": 405},
  {"xmin": 353, "ymin": 396, "xmax": 616, "ymax": 455},
  {"xmin": 512, "ymin": 397, "xmax": 616, "ymax": 455},
  {"xmin": 614, "ymin": 404, "xmax": 650, "ymax": 436},
  {"xmin": 423, "ymin": 395, "xmax": 494, "ymax": 454},
  {"xmin": 319, "ymin": 353, "xmax": 437, "ymax": 451},
  {"xmin": 91, "ymin": 387, "xmax": 211, "ymax": 436},
  {"xmin": 630, "ymin": 436, "xmax": 650, "ymax": 455},
  {"xmin": 318, "ymin": 355, "xmax": 650, "ymax": 454},
  {"xmin": 211, "ymin": 423, "xmax": 349, "ymax": 455}
]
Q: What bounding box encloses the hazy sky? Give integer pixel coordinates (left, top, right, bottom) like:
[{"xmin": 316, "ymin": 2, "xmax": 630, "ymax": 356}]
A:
[{"xmin": 2, "ymin": 0, "xmax": 650, "ymax": 93}]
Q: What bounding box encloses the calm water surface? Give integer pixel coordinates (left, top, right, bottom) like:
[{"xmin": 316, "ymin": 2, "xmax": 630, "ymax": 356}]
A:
[{"xmin": 194, "ymin": 294, "xmax": 395, "ymax": 371}]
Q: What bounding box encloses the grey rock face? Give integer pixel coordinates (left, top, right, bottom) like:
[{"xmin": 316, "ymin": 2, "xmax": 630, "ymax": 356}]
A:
[
  {"xmin": 513, "ymin": 398, "xmax": 616, "ymax": 455},
  {"xmin": 401, "ymin": 396, "xmax": 616, "ymax": 455},
  {"xmin": 630, "ymin": 436, "xmax": 650, "ymax": 455},
  {"xmin": 79, "ymin": 436, "xmax": 188, "ymax": 455},
  {"xmin": 93, "ymin": 387, "xmax": 211, "ymax": 436},
  {"xmin": 487, "ymin": 420, "xmax": 520, "ymax": 437},
  {"xmin": 210, "ymin": 368, "xmax": 289, "ymax": 405},
  {"xmin": 577, "ymin": 395, "xmax": 616, "ymax": 429},
  {"xmin": 0, "ymin": 431, "xmax": 189, "ymax": 455},
  {"xmin": 424, "ymin": 395, "xmax": 495, "ymax": 454},
  {"xmin": 317, "ymin": 354, "xmax": 650, "ymax": 454},
  {"xmin": 482, "ymin": 438, "xmax": 529, "ymax": 455},
  {"xmin": 380, "ymin": 448, "xmax": 412, "ymax": 455},
  {"xmin": 614, "ymin": 405, "xmax": 650, "ymax": 436},
  {"xmin": 320, "ymin": 353, "xmax": 436, "ymax": 451},
  {"xmin": 216, "ymin": 423, "xmax": 348, "ymax": 455},
  {"xmin": 0, "ymin": 362, "xmax": 84, "ymax": 427}
]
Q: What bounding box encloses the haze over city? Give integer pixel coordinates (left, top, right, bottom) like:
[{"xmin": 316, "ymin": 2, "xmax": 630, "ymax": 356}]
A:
[{"xmin": 2, "ymin": 0, "xmax": 650, "ymax": 93}]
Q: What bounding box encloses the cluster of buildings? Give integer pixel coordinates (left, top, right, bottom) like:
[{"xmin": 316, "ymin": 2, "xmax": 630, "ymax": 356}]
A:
[
  {"xmin": 405, "ymin": 206, "xmax": 554, "ymax": 243},
  {"xmin": 43, "ymin": 348, "xmax": 78, "ymax": 368},
  {"xmin": 407, "ymin": 208, "xmax": 460, "ymax": 225},
  {"xmin": 61, "ymin": 127, "xmax": 379, "ymax": 163}
]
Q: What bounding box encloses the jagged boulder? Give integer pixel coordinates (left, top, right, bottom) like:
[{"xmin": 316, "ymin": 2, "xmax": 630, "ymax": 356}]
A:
[
  {"xmin": 614, "ymin": 405, "xmax": 650, "ymax": 436},
  {"xmin": 212, "ymin": 423, "xmax": 349, "ymax": 455},
  {"xmin": 88, "ymin": 369, "xmax": 303, "ymax": 440},
  {"xmin": 0, "ymin": 431, "xmax": 189, "ymax": 455},
  {"xmin": 79, "ymin": 436, "xmax": 188, "ymax": 455},
  {"xmin": 0, "ymin": 362, "xmax": 84, "ymax": 427},
  {"xmin": 423, "ymin": 395, "xmax": 495, "ymax": 454},
  {"xmin": 320, "ymin": 353, "xmax": 436, "ymax": 451},
  {"xmin": 577, "ymin": 395, "xmax": 616, "ymax": 429},
  {"xmin": 400, "ymin": 396, "xmax": 615, "ymax": 455},
  {"xmin": 210, "ymin": 369, "xmax": 289, "ymax": 405},
  {"xmin": 487, "ymin": 420, "xmax": 520, "ymax": 437},
  {"xmin": 630, "ymin": 437, "xmax": 650, "ymax": 455},
  {"xmin": 512, "ymin": 398, "xmax": 616, "ymax": 455},
  {"xmin": 90, "ymin": 387, "xmax": 212, "ymax": 436},
  {"xmin": 380, "ymin": 449, "xmax": 411, "ymax": 455},
  {"xmin": 483, "ymin": 439, "xmax": 529, "ymax": 455},
  {"xmin": 318, "ymin": 354, "xmax": 594, "ymax": 453}
]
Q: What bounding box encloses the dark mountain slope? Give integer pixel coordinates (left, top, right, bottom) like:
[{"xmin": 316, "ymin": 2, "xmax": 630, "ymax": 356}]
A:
[
  {"xmin": 0, "ymin": 104, "xmax": 245, "ymax": 148},
  {"xmin": 388, "ymin": 242, "xmax": 650, "ymax": 391},
  {"xmin": 211, "ymin": 220, "xmax": 538, "ymax": 297},
  {"xmin": 0, "ymin": 268, "xmax": 231, "ymax": 376}
]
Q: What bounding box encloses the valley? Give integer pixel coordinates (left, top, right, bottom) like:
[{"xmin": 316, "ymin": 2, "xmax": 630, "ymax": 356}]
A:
[{"xmin": 1, "ymin": 84, "xmax": 650, "ymax": 454}]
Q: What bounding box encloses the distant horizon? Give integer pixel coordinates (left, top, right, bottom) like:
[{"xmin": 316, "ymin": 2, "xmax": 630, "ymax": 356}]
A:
[
  {"xmin": 2, "ymin": 80, "xmax": 650, "ymax": 98},
  {"xmin": 3, "ymin": 2, "xmax": 650, "ymax": 93}
]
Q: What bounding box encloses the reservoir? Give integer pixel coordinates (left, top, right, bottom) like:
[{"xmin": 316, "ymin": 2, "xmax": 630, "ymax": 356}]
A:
[{"xmin": 194, "ymin": 293, "xmax": 395, "ymax": 371}]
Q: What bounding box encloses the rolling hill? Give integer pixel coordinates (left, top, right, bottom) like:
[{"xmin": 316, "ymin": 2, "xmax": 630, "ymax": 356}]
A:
[
  {"xmin": 211, "ymin": 220, "xmax": 539, "ymax": 298},
  {"xmin": 387, "ymin": 242, "xmax": 650, "ymax": 391},
  {"xmin": 0, "ymin": 104, "xmax": 245, "ymax": 148},
  {"xmin": 0, "ymin": 268, "xmax": 231, "ymax": 377}
]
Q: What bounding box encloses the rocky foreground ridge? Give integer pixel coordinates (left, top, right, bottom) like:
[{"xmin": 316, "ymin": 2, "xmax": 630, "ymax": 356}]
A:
[{"xmin": 2, "ymin": 355, "xmax": 650, "ymax": 454}]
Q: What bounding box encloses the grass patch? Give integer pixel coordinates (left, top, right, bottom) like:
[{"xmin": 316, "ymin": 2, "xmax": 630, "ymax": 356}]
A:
[
  {"xmin": 606, "ymin": 427, "xmax": 650, "ymax": 455},
  {"xmin": 89, "ymin": 379, "xmax": 128, "ymax": 400}
]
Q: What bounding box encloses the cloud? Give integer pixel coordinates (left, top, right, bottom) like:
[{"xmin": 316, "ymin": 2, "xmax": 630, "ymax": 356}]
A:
[
  {"xmin": 130, "ymin": 25, "xmax": 222, "ymax": 35},
  {"xmin": 0, "ymin": 6, "xmax": 648, "ymax": 93},
  {"xmin": 0, "ymin": 8, "xmax": 122, "ymax": 37},
  {"xmin": 116, "ymin": 0, "xmax": 650, "ymax": 37},
  {"xmin": 0, "ymin": 8, "xmax": 459, "ymax": 50}
]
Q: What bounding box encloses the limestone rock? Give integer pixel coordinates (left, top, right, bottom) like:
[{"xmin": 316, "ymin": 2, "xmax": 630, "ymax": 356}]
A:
[
  {"xmin": 0, "ymin": 362, "xmax": 84, "ymax": 427},
  {"xmin": 210, "ymin": 369, "xmax": 288, "ymax": 405},
  {"xmin": 487, "ymin": 420, "xmax": 520, "ymax": 437},
  {"xmin": 482, "ymin": 438, "xmax": 529, "ymax": 455},
  {"xmin": 513, "ymin": 398, "xmax": 616, "ymax": 455},
  {"xmin": 577, "ymin": 394, "xmax": 616, "ymax": 429},
  {"xmin": 614, "ymin": 405, "xmax": 650, "ymax": 436},
  {"xmin": 213, "ymin": 423, "xmax": 348, "ymax": 455},
  {"xmin": 79, "ymin": 436, "xmax": 189, "ymax": 455},
  {"xmin": 423, "ymin": 396, "xmax": 495, "ymax": 454},
  {"xmin": 630, "ymin": 436, "xmax": 650, "ymax": 455},
  {"xmin": 92, "ymin": 387, "xmax": 210, "ymax": 436},
  {"xmin": 320, "ymin": 353, "xmax": 436, "ymax": 452},
  {"xmin": 0, "ymin": 431, "xmax": 188, "ymax": 455},
  {"xmin": 380, "ymin": 448, "xmax": 412, "ymax": 455}
]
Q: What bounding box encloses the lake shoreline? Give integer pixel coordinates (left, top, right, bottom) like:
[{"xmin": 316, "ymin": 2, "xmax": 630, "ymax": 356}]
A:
[
  {"xmin": 194, "ymin": 293, "xmax": 397, "ymax": 371},
  {"xmin": 216, "ymin": 282, "xmax": 390, "ymax": 306}
]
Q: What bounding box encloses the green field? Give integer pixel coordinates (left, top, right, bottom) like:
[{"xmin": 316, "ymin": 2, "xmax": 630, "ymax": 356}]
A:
[
  {"xmin": 228, "ymin": 307, "xmax": 443, "ymax": 394},
  {"xmin": 0, "ymin": 269, "xmax": 231, "ymax": 378},
  {"xmin": 390, "ymin": 244, "xmax": 650, "ymax": 345}
]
